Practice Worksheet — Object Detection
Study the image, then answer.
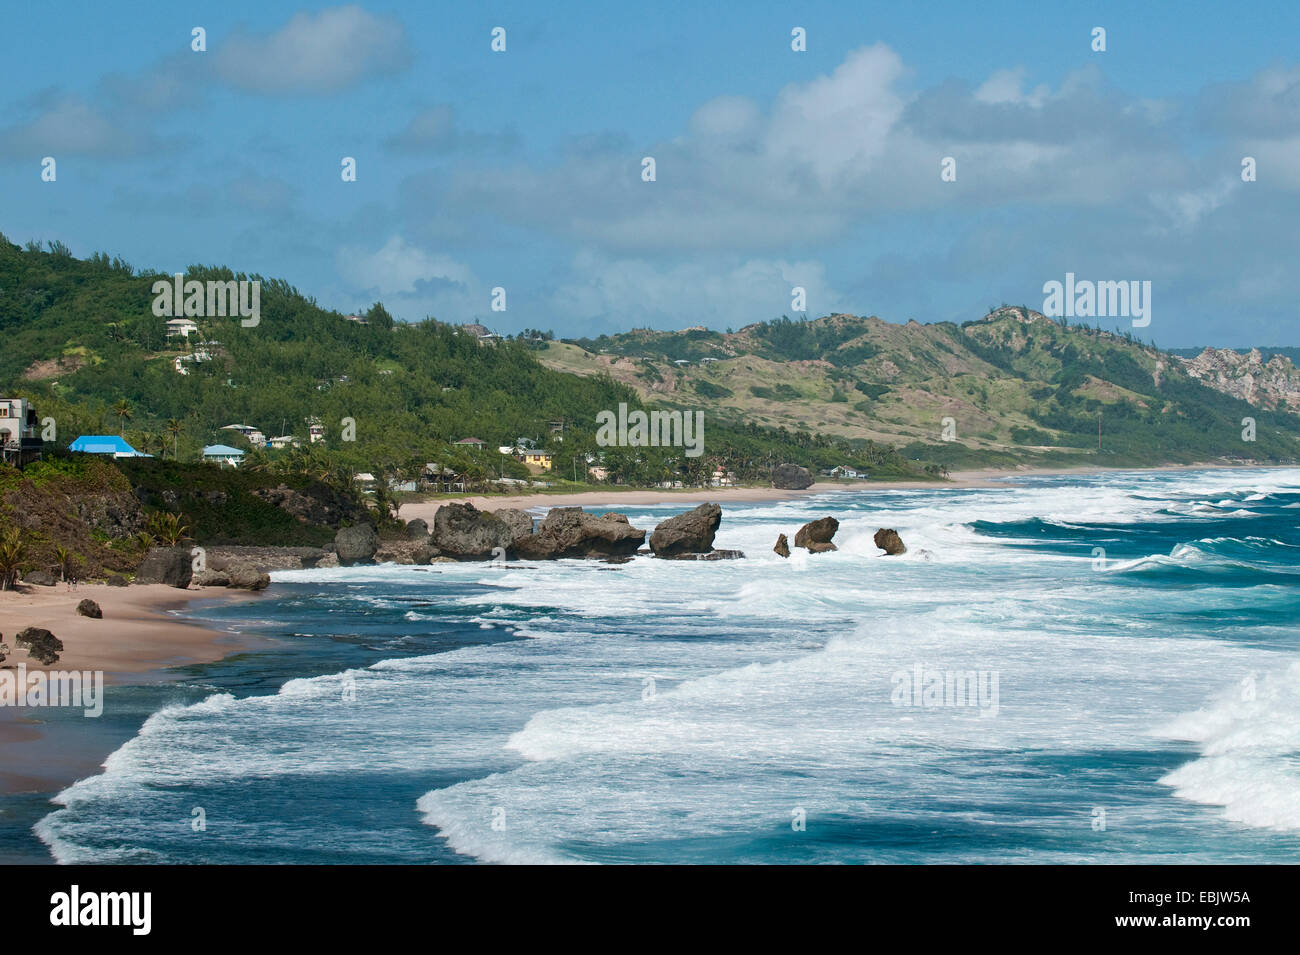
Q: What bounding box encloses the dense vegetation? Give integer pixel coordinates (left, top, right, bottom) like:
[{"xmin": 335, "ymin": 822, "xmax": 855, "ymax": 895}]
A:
[{"xmin": 0, "ymin": 236, "xmax": 932, "ymax": 490}]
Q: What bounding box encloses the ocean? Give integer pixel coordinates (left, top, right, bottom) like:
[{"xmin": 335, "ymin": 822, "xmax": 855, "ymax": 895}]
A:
[{"xmin": 11, "ymin": 467, "xmax": 1300, "ymax": 863}]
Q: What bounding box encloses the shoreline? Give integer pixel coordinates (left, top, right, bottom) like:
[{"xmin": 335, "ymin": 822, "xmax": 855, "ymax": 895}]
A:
[
  {"xmin": 400, "ymin": 460, "xmax": 1295, "ymax": 516},
  {"xmin": 2, "ymin": 458, "xmax": 1290, "ymax": 821},
  {"xmin": 0, "ymin": 584, "xmax": 271, "ymax": 800}
]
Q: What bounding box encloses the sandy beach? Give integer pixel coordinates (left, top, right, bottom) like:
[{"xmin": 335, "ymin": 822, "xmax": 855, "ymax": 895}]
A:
[
  {"xmin": 400, "ymin": 476, "xmax": 964, "ymax": 519},
  {"xmin": 0, "ymin": 583, "xmax": 269, "ymax": 798}
]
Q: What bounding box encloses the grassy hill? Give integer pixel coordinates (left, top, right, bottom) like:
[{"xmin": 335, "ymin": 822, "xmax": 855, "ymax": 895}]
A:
[
  {"xmin": 0, "ymin": 235, "xmax": 930, "ymax": 485},
  {"xmin": 552, "ymin": 308, "xmax": 1300, "ymax": 468}
]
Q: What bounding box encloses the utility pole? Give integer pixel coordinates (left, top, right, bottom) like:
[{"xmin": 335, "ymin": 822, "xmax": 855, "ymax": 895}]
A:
[{"xmin": 1098, "ymin": 411, "xmax": 1102, "ymax": 450}]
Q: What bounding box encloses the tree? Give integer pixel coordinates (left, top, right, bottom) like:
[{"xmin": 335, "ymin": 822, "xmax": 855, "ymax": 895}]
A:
[
  {"xmin": 52, "ymin": 544, "xmax": 75, "ymax": 582},
  {"xmin": 0, "ymin": 527, "xmax": 26, "ymax": 590},
  {"xmin": 146, "ymin": 512, "xmax": 191, "ymax": 547},
  {"xmin": 165, "ymin": 418, "xmax": 183, "ymax": 459},
  {"xmin": 113, "ymin": 399, "xmax": 132, "ymax": 436}
]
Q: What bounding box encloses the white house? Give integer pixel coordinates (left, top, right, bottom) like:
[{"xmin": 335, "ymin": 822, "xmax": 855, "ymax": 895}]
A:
[
  {"xmin": 0, "ymin": 397, "xmax": 36, "ymax": 446},
  {"xmin": 221, "ymin": 423, "xmax": 266, "ymax": 446},
  {"xmin": 165, "ymin": 318, "xmax": 199, "ymax": 339},
  {"xmin": 267, "ymin": 435, "xmax": 300, "ymax": 449}
]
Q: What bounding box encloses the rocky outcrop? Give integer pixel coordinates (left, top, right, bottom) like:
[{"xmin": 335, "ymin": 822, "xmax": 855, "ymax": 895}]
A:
[
  {"xmin": 23, "ymin": 570, "xmax": 56, "ymax": 587},
  {"xmin": 772, "ymin": 463, "xmax": 814, "ymax": 490},
  {"xmin": 135, "ymin": 547, "xmax": 194, "ymax": 588},
  {"xmin": 666, "ymin": 549, "xmax": 744, "ymax": 561},
  {"xmin": 774, "ymin": 533, "xmax": 790, "ymax": 558},
  {"xmin": 226, "ymin": 563, "xmax": 271, "ymax": 590},
  {"xmin": 252, "ymin": 482, "xmax": 365, "ymax": 527},
  {"xmin": 73, "ymin": 490, "xmax": 145, "ymax": 538},
  {"xmin": 334, "ymin": 524, "xmax": 380, "ymax": 566},
  {"xmin": 195, "ymin": 569, "xmax": 231, "ymax": 587},
  {"xmin": 1179, "ymin": 347, "xmax": 1300, "ymax": 412},
  {"xmin": 404, "ymin": 518, "xmax": 429, "ymax": 540},
  {"xmin": 874, "ymin": 527, "xmax": 907, "ymax": 555},
  {"xmin": 493, "ymin": 508, "xmax": 535, "ymax": 542},
  {"xmin": 794, "ymin": 516, "xmax": 839, "ymax": 553},
  {"xmin": 76, "ymin": 598, "xmax": 103, "ymax": 619},
  {"xmin": 649, "ymin": 503, "xmax": 721, "ymax": 557},
  {"xmin": 105, "ymin": 574, "xmax": 129, "ymax": 587},
  {"xmin": 15, "ymin": 627, "xmax": 62, "ymax": 665},
  {"xmin": 207, "ymin": 546, "xmax": 331, "ymax": 572},
  {"xmin": 431, "ymin": 503, "xmax": 513, "ymax": 560},
  {"xmin": 512, "ymin": 508, "xmax": 646, "ymax": 560}
]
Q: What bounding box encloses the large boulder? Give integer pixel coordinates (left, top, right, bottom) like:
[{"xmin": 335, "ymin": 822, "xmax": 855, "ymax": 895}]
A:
[
  {"xmin": 649, "ymin": 503, "xmax": 721, "ymax": 558},
  {"xmin": 874, "ymin": 528, "xmax": 907, "ymax": 556},
  {"xmin": 15, "ymin": 627, "xmax": 63, "ymax": 665},
  {"xmin": 335, "ymin": 524, "xmax": 380, "ymax": 566},
  {"xmin": 226, "ymin": 563, "xmax": 271, "ymax": 590},
  {"xmin": 512, "ymin": 508, "xmax": 646, "ymax": 560},
  {"xmin": 493, "ymin": 508, "xmax": 535, "ymax": 542},
  {"xmin": 404, "ymin": 518, "xmax": 429, "ymax": 540},
  {"xmin": 135, "ymin": 547, "xmax": 194, "ymax": 588},
  {"xmin": 794, "ymin": 516, "xmax": 839, "ymax": 553},
  {"xmin": 76, "ymin": 598, "xmax": 103, "ymax": 619},
  {"xmin": 23, "ymin": 570, "xmax": 57, "ymax": 587},
  {"xmin": 431, "ymin": 503, "xmax": 513, "ymax": 560},
  {"xmin": 195, "ymin": 569, "xmax": 231, "ymax": 587},
  {"xmin": 774, "ymin": 534, "xmax": 790, "ymax": 558},
  {"xmin": 105, "ymin": 574, "xmax": 129, "ymax": 587},
  {"xmin": 772, "ymin": 463, "xmax": 814, "ymax": 490}
]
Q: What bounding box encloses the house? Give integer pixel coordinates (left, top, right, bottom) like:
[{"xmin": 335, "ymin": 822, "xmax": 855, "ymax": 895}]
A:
[
  {"xmin": 587, "ymin": 464, "xmax": 610, "ymax": 482},
  {"xmin": 344, "ymin": 314, "xmax": 368, "ymax": 325},
  {"xmin": 202, "ymin": 444, "xmax": 245, "ymax": 468},
  {"xmin": 165, "ymin": 318, "xmax": 199, "ymax": 339},
  {"xmin": 422, "ymin": 463, "xmax": 466, "ymax": 493},
  {"xmin": 824, "ymin": 465, "xmax": 864, "ymax": 479},
  {"xmin": 460, "ymin": 323, "xmax": 500, "ymax": 343},
  {"xmin": 172, "ymin": 349, "xmax": 212, "ymax": 375},
  {"xmin": 307, "ymin": 418, "xmax": 325, "ymax": 444},
  {"xmin": 454, "ymin": 437, "xmax": 486, "ymax": 448},
  {"xmin": 0, "ymin": 397, "xmax": 42, "ymax": 465},
  {"xmin": 710, "ymin": 467, "xmax": 737, "ymax": 487},
  {"xmin": 519, "ymin": 449, "xmax": 553, "ymax": 471},
  {"xmin": 221, "ymin": 423, "xmax": 266, "ymax": 447},
  {"xmin": 69, "ymin": 435, "xmax": 150, "ymax": 458},
  {"xmin": 267, "ymin": 435, "xmax": 300, "ymax": 450}
]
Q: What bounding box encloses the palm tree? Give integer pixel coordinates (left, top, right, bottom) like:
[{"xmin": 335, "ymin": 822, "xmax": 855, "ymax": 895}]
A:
[
  {"xmin": 0, "ymin": 527, "xmax": 26, "ymax": 591},
  {"xmin": 113, "ymin": 399, "xmax": 132, "ymax": 436},
  {"xmin": 52, "ymin": 544, "xmax": 73, "ymax": 582},
  {"xmin": 146, "ymin": 512, "xmax": 192, "ymax": 547},
  {"xmin": 165, "ymin": 418, "xmax": 183, "ymax": 459}
]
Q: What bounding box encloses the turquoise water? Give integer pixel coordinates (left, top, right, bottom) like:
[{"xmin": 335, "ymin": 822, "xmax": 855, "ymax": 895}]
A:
[{"xmin": 14, "ymin": 468, "xmax": 1300, "ymax": 863}]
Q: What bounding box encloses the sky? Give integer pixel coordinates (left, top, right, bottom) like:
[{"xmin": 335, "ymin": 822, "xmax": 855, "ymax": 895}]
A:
[{"xmin": 2, "ymin": 0, "xmax": 1298, "ymax": 347}]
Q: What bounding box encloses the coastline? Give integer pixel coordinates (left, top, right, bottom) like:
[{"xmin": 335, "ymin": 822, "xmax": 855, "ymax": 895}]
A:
[
  {"xmin": 3, "ymin": 458, "xmax": 1289, "ymax": 832},
  {"xmin": 398, "ymin": 460, "xmax": 1293, "ymax": 517},
  {"xmin": 0, "ymin": 584, "xmax": 270, "ymax": 800}
]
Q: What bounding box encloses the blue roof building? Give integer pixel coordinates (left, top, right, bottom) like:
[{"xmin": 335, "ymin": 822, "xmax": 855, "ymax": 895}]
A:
[
  {"xmin": 68, "ymin": 435, "xmax": 151, "ymax": 457},
  {"xmin": 202, "ymin": 444, "xmax": 246, "ymax": 468}
]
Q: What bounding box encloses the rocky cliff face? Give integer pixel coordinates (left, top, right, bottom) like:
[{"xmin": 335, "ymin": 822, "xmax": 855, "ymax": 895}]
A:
[{"xmin": 1179, "ymin": 348, "xmax": 1300, "ymax": 412}]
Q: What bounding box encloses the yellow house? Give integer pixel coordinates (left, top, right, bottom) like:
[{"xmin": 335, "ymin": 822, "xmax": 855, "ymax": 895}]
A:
[{"xmin": 521, "ymin": 449, "xmax": 553, "ymax": 470}]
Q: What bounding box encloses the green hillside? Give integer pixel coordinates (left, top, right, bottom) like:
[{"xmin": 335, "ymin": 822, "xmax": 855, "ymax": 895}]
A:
[
  {"xmin": 0, "ymin": 235, "xmax": 928, "ymax": 485},
  {"xmin": 548, "ymin": 308, "xmax": 1300, "ymax": 468}
]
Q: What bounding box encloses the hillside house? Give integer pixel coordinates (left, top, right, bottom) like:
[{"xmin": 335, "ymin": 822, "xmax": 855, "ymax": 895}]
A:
[
  {"xmin": 68, "ymin": 435, "xmax": 150, "ymax": 458},
  {"xmin": 0, "ymin": 397, "xmax": 42, "ymax": 465},
  {"xmin": 165, "ymin": 318, "xmax": 199, "ymax": 339},
  {"xmin": 221, "ymin": 423, "xmax": 267, "ymax": 447},
  {"xmin": 202, "ymin": 444, "xmax": 245, "ymax": 468}
]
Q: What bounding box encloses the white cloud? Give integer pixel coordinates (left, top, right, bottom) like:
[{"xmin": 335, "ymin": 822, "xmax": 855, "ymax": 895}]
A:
[{"xmin": 215, "ymin": 6, "xmax": 409, "ymax": 94}]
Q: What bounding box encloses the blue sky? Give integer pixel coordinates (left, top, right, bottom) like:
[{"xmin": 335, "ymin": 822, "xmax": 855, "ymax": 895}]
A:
[{"xmin": 2, "ymin": 0, "xmax": 1299, "ymax": 346}]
